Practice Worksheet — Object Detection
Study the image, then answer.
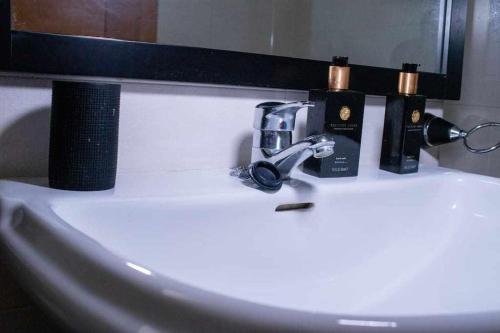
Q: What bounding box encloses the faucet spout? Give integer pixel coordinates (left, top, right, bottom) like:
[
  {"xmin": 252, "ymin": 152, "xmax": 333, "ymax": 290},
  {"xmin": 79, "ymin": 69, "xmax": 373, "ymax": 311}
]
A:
[
  {"xmin": 269, "ymin": 134, "xmax": 335, "ymax": 179},
  {"xmin": 250, "ymin": 101, "xmax": 336, "ymax": 182}
]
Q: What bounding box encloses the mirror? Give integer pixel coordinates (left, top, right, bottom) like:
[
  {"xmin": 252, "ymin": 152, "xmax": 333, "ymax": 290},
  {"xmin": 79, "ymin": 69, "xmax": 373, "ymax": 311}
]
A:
[{"xmin": 11, "ymin": 0, "xmax": 446, "ymax": 73}]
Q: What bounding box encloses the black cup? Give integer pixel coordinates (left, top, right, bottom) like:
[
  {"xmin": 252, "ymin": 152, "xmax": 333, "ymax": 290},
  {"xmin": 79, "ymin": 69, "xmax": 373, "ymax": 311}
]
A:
[{"xmin": 49, "ymin": 81, "xmax": 121, "ymax": 191}]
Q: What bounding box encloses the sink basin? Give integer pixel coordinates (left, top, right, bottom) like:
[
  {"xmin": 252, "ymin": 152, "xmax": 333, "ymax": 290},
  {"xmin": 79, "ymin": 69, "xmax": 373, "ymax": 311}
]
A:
[{"xmin": 1, "ymin": 167, "xmax": 500, "ymax": 332}]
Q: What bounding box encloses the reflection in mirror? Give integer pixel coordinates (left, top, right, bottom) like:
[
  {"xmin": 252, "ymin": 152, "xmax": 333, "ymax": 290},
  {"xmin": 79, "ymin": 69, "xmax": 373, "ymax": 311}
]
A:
[{"xmin": 11, "ymin": 0, "xmax": 446, "ymax": 72}]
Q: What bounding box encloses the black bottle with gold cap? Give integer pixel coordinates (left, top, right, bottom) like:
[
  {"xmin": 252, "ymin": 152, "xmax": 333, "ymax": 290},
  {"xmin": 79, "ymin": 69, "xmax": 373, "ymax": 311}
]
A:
[
  {"xmin": 380, "ymin": 63, "xmax": 426, "ymax": 174},
  {"xmin": 303, "ymin": 56, "xmax": 366, "ymax": 177}
]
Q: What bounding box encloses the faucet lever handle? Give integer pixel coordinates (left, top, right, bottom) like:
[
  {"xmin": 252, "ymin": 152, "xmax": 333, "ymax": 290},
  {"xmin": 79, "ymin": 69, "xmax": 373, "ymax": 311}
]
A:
[
  {"xmin": 269, "ymin": 101, "xmax": 314, "ymax": 116},
  {"xmin": 254, "ymin": 101, "xmax": 314, "ymax": 131}
]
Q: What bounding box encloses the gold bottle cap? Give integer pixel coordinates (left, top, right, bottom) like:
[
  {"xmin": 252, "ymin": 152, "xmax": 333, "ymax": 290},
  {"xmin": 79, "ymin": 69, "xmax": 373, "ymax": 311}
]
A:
[
  {"xmin": 329, "ymin": 56, "xmax": 350, "ymax": 91},
  {"xmin": 398, "ymin": 63, "xmax": 419, "ymax": 95}
]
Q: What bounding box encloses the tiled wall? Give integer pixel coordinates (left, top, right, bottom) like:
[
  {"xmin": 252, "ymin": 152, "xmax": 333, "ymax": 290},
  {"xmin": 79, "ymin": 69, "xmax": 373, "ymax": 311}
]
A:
[{"xmin": 440, "ymin": 0, "xmax": 500, "ymax": 177}]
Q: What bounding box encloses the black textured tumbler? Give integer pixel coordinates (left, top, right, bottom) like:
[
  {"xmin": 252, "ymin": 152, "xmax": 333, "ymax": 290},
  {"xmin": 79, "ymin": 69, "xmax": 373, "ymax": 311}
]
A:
[{"xmin": 49, "ymin": 81, "xmax": 121, "ymax": 191}]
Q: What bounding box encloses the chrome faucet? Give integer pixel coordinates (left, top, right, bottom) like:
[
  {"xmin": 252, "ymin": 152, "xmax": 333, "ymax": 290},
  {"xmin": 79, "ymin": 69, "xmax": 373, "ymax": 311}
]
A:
[{"xmin": 251, "ymin": 101, "xmax": 335, "ymax": 179}]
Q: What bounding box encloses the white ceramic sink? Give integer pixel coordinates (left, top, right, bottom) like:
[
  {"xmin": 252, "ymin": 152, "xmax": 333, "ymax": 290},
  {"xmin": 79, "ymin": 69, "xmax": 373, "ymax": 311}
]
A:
[{"xmin": 1, "ymin": 167, "xmax": 500, "ymax": 332}]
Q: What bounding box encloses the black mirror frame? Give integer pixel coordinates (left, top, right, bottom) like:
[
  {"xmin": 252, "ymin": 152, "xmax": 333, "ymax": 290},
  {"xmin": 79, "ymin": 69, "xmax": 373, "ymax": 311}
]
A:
[{"xmin": 0, "ymin": 0, "xmax": 466, "ymax": 100}]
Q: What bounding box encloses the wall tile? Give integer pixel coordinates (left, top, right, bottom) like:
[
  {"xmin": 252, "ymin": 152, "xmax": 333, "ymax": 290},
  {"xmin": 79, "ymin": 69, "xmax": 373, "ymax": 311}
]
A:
[{"xmin": 118, "ymin": 83, "xmax": 287, "ymax": 173}]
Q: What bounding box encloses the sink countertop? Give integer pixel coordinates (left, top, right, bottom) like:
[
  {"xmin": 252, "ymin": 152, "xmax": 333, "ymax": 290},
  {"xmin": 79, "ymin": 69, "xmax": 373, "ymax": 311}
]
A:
[{"xmin": 1, "ymin": 165, "xmax": 500, "ymax": 333}]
